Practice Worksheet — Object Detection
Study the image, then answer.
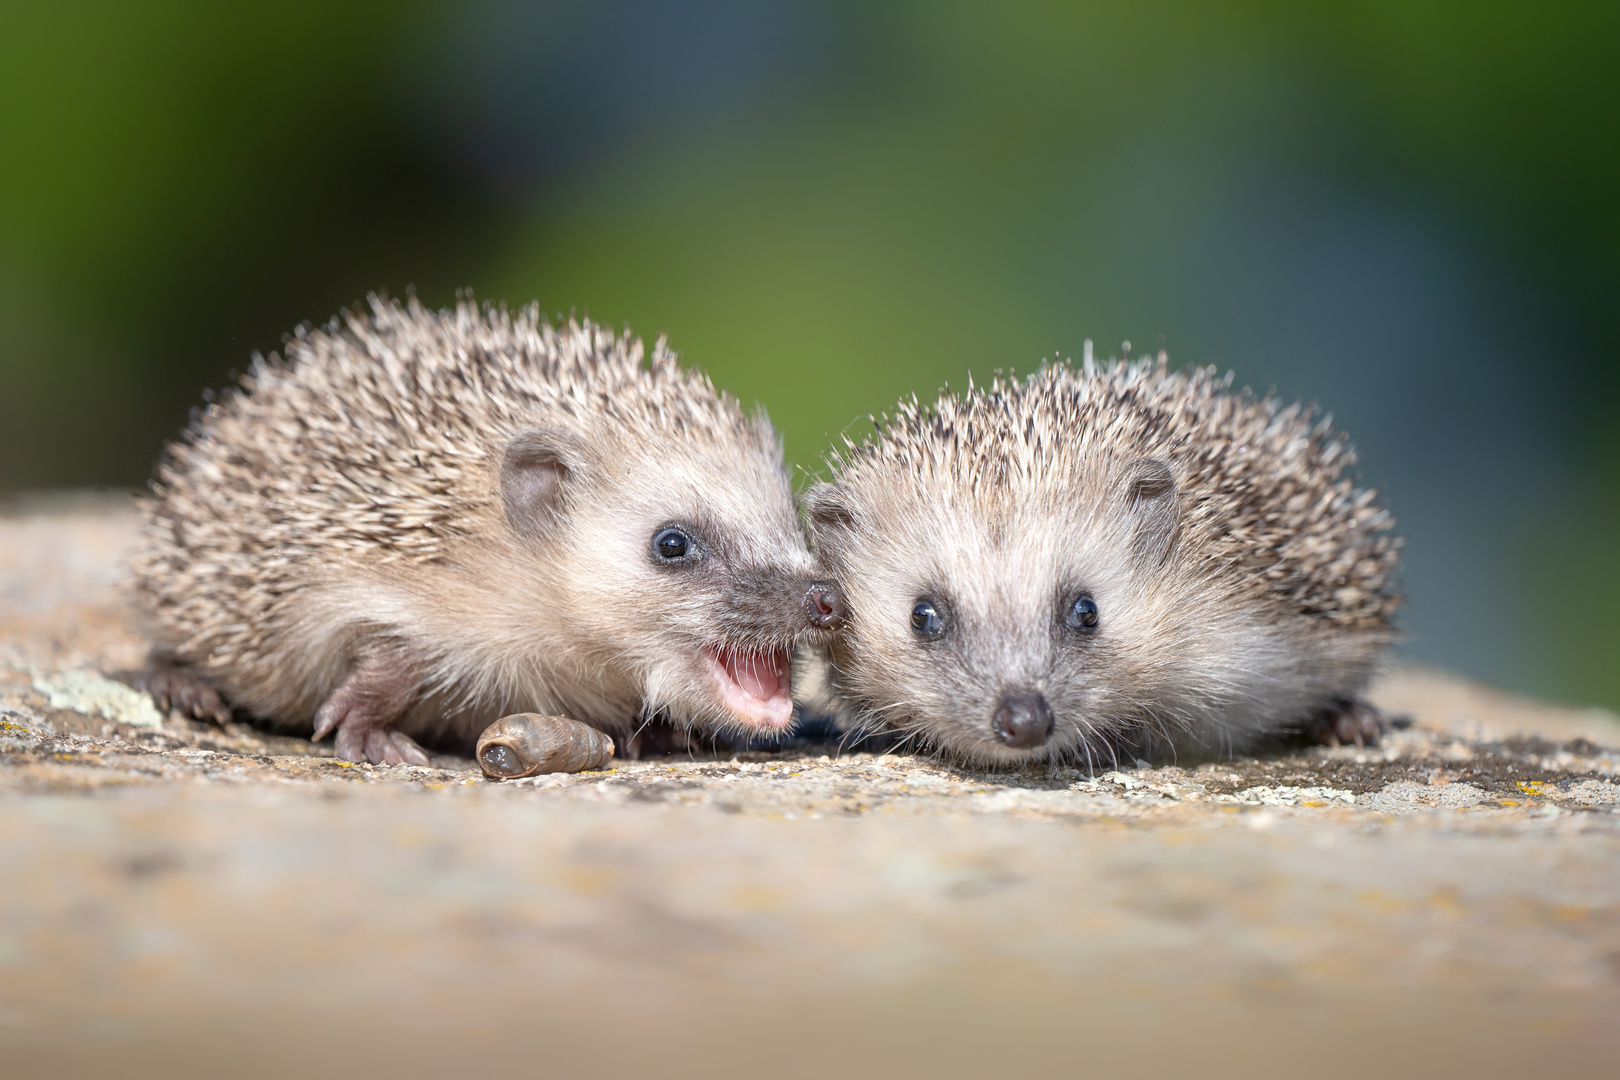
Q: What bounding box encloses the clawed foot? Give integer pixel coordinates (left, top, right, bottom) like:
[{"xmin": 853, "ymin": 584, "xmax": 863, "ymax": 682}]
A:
[
  {"xmin": 313, "ymin": 697, "xmax": 431, "ymax": 766},
  {"xmin": 1310, "ymin": 695, "xmax": 1388, "ymax": 748},
  {"xmin": 341, "ymin": 726, "xmax": 431, "ymax": 766},
  {"xmin": 311, "ymin": 651, "xmax": 429, "ymax": 766},
  {"xmin": 124, "ymin": 663, "xmax": 231, "ymax": 724}
]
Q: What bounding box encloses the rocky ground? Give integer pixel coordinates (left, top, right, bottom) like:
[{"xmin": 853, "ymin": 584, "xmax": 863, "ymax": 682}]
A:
[{"xmin": 3, "ymin": 493, "xmax": 1619, "ymax": 1078}]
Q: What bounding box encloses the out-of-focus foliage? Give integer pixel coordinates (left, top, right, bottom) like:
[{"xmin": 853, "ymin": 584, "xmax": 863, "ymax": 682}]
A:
[
  {"xmin": 0, "ymin": 1, "xmax": 510, "ymax": 485},
  {"xmin": 1, "ymin": 1, "xmax": 1615, "ymax": 707}
]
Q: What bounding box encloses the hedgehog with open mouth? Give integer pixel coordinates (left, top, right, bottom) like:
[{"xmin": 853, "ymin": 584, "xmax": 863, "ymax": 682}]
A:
[{"xmin": 134, "ymin": 294, "xmax": 843, "ymax": 764}]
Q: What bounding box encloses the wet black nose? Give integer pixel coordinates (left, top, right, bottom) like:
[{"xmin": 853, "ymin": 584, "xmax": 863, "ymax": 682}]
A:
[
  {"xmin": 804, "ymin": 580, "xmax": 847, "ymax": 630},
  {"xmin": 992, "ymin": 691, "xmax": 1053, "ymax": 749}
]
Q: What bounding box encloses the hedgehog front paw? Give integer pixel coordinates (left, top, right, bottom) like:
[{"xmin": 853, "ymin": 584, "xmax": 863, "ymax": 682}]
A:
[
  {"xmin": 310, "ymin": 651, "xmax": 427, "ymax": 766},
  {"xmin": 1310, "ymin": 695, "xmax": 1387, "ymax": 748},
  {"xmin": 313, "ymin": 700, "xmax": 431, "ymax": 766}
]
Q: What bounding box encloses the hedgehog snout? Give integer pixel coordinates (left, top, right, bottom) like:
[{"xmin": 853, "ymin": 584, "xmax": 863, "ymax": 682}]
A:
[
  {"xmin": 991, "ymin": 690, "xmax": 1053, "ymax": 749},
  {"xmin": 716, "ymin": 569, "xmax": 846, "ymax": 640}
]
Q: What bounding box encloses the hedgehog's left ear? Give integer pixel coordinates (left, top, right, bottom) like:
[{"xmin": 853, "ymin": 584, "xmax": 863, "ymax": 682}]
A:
[
  {"xmin": 1120, "ymin": 457, "xmax": 1180, "ymax": 564},
  {"xmin": 501, "ymin": 427, "xmax": 586, "ymax": 539},
  {"xmin": 802, "ymin": 483, "xmax": 856, "ymax": 550}
]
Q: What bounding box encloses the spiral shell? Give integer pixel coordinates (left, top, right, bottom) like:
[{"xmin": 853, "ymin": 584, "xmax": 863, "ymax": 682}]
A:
[{"xmin": 476, "ymin": 713, "xmax": 615, "ymax": 779}]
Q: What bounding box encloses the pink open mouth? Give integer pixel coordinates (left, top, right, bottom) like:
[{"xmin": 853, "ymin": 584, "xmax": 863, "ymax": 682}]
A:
[{"xmin": 704, "ymin": 644, "xmax": 793, "ymax": 730}]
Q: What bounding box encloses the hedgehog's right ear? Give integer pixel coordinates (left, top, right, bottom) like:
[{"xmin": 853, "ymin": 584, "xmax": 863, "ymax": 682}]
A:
[
  {"xmin": 501, "ymin": 428, "xmax": 585, "ymax": 539},
  {"xmin": 803, "ymin": 483, "xmax": 857, "ymax": 549},
  {"xmin": 1120, "ymin": 457, "xmax": 1180, "ymax": 564}
]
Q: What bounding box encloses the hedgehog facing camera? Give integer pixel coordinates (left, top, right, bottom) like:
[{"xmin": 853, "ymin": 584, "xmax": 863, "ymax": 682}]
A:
[
  {"xmin": 133, "ymin": 295, "xmax": 845, "ymax": 764},
  {"xmin": 805, "ymin": 354, "xmax": 1401, "ymax": 769}
]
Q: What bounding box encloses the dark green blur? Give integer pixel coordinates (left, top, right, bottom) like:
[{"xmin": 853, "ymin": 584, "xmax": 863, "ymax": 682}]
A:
[{"xmin": 2, "ymin": 2, "xmax": 1615, "ymax": 707}]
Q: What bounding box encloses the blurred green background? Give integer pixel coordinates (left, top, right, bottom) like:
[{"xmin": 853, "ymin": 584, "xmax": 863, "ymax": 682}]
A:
[{"xmin": 2, "ymin": 1, "xmax": 1615, "ymax": 707}]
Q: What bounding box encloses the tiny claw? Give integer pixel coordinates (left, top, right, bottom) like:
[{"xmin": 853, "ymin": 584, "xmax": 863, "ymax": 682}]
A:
[
  {"xmin": 376, "ymin": 731, "xmax": 429, "ymax": 766},
  {"xmin": 364, "ymin": 728, "xmax": 393, "ymax": 764},
  {"xmin": 312, "ymin": 698, "xmax": 344, "ymax": 742},
  {"xmin": 393, "ymin": 732, "xmax": 431, "ymax": 767},
  {"xmin": 334, "ymin": 724, "xmax": 367, "ymax": 764}
]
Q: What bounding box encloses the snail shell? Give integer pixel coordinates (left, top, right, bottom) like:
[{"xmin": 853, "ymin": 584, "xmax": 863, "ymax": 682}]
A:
[{"xmin": 476, "ymin": 713, "xmax": 615, "ymax": 779}]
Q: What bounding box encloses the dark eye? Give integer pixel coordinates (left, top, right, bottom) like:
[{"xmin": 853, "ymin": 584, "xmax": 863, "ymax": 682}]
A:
[
  {"xmin": 910, "ymin": 599, "xmax": 945, "ymax": 640},
  {"xmin": 1066, "ymin": 594, "xmax": 1100, "ymax": 631},
  {"xmin": 653, "ymin": 528, "xmax": 691, "ymax": 561}
]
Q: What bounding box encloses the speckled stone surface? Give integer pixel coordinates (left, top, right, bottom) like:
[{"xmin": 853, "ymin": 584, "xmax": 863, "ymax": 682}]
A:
[{"xmin": 3, "ymin": 495, "xmax": 1619, "ymax": 1078}]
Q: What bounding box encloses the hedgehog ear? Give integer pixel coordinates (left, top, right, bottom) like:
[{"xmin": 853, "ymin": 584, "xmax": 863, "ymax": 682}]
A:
[
  {"xmin": 1120, "ymin": 457, "xmax": 1179, "ymax": 563},
  {"xmin": 803, "ymin": 483, "xmax": 856, "ymax": 547},
  {"xmin": 501, "ymin": 427, "xmax": 584, "ymax": 539}
]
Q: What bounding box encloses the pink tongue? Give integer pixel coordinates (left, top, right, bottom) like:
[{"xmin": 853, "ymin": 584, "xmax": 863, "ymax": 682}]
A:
[
  {"xmin": 709, "ymin": 645, "xmax": 793, "ymax": 729},
  {"xmin": 725, "ymin": 649, "xmax": 786, "ymax": 701}
]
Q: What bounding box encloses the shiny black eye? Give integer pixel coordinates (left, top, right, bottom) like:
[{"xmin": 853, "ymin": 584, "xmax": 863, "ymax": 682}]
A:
[
  {"xmin": 911, "ymin": 599, "xmax": 945, "ymax": 640},
  {"xmin": 1066, "ymin": 594, "xmax": 1100, "ymax": 631},
  {"xmin": 653, "ymin": 528, "xmax": 691, "ymax": 561}
]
